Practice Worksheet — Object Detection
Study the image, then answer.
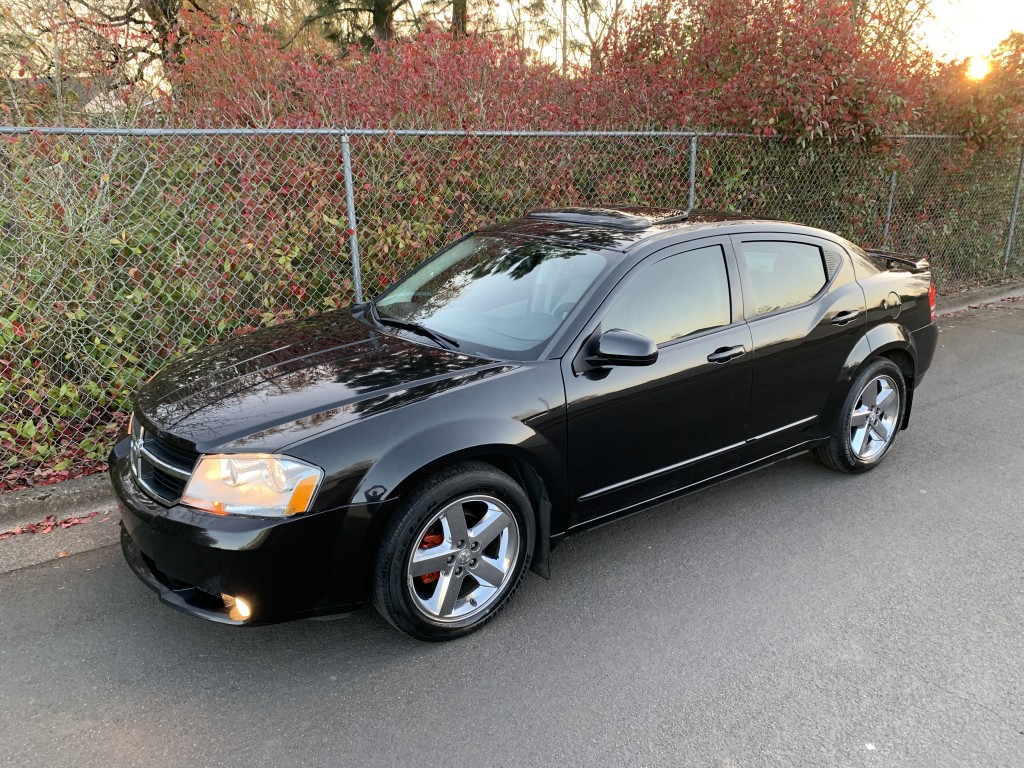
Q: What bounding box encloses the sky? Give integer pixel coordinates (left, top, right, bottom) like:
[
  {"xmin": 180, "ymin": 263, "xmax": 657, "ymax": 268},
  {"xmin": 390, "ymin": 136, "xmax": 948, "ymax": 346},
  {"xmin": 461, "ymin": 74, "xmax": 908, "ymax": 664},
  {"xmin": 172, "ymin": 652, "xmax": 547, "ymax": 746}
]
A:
[{"xmin": 920, "ymin": 0, "xmax": 1024, "ymax": 61}]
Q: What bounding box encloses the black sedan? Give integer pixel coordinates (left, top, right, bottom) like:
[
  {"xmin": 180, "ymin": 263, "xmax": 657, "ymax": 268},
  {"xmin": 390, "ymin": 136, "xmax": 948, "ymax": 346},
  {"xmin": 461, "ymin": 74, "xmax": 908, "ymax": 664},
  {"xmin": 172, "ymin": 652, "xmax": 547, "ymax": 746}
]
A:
[{"xmin": 110, "ymin": 206, "xmax": 938, "ymax": 640}]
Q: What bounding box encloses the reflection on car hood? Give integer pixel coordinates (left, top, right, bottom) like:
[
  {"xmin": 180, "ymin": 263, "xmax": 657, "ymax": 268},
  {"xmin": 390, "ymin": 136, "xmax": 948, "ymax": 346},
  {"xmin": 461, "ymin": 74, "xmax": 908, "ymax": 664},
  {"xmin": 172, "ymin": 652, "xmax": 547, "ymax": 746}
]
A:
[{"xmin": 135, "ymin": 309, "xmax": 510, "ymax": 453}]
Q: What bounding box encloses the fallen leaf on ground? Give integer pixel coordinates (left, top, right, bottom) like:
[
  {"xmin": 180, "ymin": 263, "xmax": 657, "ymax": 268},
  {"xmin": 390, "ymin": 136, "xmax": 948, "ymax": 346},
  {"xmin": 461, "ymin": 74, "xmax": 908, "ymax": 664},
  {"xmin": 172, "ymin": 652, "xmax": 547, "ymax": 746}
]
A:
[{"xmin": 0, "ymin": 511, "xmax": 101, "ymax": 540}]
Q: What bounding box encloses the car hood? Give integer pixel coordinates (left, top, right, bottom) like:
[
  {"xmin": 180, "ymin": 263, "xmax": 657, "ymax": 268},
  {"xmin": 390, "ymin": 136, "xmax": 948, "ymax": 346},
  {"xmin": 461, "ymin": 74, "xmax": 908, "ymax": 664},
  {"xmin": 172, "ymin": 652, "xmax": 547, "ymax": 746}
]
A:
[{"xmin": 135, "ymin": 309, "xmax": 509, "ymax": 453}]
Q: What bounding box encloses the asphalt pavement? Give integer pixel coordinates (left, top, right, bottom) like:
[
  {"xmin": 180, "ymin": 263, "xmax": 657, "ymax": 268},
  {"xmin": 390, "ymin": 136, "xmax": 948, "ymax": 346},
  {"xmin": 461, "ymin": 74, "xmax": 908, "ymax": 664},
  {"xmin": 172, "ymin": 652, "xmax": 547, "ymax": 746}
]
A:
[{"xmin": 1, "ymin": 303, "xmax": 1022, "ymax": 768}]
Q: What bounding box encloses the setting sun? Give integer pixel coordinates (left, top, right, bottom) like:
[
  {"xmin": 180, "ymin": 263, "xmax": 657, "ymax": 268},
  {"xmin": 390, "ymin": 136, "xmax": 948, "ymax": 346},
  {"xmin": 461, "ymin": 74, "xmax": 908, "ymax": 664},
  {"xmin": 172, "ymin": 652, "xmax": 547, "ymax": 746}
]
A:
[{"xmin": 966, "ymin": 57, "xmax": 992, "ymax": 79}]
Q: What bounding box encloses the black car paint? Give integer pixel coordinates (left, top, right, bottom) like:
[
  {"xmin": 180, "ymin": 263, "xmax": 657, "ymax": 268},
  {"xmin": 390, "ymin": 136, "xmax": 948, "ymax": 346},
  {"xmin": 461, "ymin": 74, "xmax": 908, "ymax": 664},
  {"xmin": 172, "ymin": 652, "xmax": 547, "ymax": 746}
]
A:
[
  {"xmin": 111, "ymin": 212, "xmax": 938, "ymax": 625},
  {"xmin": 563, "ymin": 234, "xmax": 754, "ymax": 521}
]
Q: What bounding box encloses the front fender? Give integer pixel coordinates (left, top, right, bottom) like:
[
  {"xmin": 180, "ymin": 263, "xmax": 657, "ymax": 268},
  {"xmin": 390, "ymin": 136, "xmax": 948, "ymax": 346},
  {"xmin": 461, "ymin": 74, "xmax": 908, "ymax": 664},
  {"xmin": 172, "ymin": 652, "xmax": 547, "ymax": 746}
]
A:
[
  {"xmin": 283, "ymin": 359, "xmax": 568, "ymax": 604},
  {"xmin": 351, "ymin": 417, "xmax": 567, "ymax": 511},
  {"xmin": 341, "ymin": 417, "xmax": 566, "ymax": 591}
]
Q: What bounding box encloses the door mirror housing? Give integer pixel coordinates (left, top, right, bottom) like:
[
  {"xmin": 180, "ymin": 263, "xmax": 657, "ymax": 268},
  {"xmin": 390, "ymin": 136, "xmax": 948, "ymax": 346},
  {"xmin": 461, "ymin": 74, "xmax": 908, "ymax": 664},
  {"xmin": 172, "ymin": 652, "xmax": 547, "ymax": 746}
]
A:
[{"xmin": 586, "ymin": 329, "xmax": 659, "ymax": 367}]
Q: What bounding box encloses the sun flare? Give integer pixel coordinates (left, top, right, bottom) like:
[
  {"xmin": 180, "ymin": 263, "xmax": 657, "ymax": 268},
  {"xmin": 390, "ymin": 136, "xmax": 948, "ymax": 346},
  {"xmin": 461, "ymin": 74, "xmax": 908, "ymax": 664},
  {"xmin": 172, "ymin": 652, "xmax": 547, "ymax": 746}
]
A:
[{"xmin": 966, "ymin": 57, "xmax": 991, "ymax": 80}]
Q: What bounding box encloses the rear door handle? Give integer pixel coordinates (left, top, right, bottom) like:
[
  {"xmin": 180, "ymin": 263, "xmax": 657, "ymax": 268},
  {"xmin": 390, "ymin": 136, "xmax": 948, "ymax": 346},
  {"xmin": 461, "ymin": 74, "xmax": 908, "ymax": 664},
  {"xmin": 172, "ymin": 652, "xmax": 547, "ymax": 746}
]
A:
[
  {"xmin": 707, "ymin": 345, "xmax": 747, "ymax": 364},
  {"xmin": 831, "ymin": 310, "xmax": 862, "ymax": 326}
]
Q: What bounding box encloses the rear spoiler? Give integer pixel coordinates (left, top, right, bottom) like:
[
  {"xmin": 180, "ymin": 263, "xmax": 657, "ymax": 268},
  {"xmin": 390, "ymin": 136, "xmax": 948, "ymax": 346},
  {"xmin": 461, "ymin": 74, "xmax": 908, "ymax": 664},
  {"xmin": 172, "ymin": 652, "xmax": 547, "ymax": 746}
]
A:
[{"xmin": 865, "ymin": 249, "xmax": 930, "ymax": 273}]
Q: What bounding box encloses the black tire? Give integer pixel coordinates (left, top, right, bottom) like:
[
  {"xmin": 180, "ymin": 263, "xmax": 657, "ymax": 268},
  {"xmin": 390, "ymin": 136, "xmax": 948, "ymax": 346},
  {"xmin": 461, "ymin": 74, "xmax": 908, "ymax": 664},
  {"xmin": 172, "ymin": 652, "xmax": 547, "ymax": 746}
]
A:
[
  {"xmin": 372, "ymin": 461, "xmax": 534, "ymax": 641},
  {"xmin": 813, "ymin": 358, "xmax": 907, "ymax": 474}
]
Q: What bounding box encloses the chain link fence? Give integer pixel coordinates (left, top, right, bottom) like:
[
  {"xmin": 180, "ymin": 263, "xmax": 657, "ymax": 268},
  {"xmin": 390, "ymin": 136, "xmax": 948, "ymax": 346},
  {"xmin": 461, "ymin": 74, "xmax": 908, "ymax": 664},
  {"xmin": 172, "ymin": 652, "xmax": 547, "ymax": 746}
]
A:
[{"xmin": 2, "ymin": 126, "xmax": 1023, "ymax": 491}]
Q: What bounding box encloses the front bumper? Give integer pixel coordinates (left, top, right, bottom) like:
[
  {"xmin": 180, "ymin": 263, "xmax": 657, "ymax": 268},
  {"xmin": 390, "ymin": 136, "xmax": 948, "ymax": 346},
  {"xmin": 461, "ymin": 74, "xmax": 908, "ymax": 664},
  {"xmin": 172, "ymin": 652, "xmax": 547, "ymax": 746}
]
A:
[
  {"xmin": 120, "ymin": 521, "xmax": 247, "ymax": 624},
  {"xmin": 110, "ymin": 438, "xmax": 360, "ymax": 625}
]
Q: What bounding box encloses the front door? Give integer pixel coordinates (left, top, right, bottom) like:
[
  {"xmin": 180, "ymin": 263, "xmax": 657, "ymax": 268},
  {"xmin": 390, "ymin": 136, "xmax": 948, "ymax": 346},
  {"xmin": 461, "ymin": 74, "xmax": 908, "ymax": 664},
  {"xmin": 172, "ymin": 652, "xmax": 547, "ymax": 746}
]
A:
[{"xmin": 563, "ymin": 239, "xmax": 753, "ymax": 526}]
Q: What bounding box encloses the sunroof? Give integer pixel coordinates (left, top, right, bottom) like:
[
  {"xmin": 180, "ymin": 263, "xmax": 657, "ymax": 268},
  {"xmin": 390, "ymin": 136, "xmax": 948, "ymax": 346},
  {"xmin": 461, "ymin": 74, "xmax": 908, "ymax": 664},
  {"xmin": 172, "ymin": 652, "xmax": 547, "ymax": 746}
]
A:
[{"xmin": 527, "ymin": 207, "xmax": 689, "ymax": 231}]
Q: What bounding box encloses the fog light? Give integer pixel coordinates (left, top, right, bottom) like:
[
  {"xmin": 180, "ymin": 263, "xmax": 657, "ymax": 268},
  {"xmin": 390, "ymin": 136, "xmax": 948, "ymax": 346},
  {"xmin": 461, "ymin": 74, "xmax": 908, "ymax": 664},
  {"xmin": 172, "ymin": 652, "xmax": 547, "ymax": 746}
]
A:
[{"xmin": 221, "ymin": 593, "xmax": 252, "ymax": 622}]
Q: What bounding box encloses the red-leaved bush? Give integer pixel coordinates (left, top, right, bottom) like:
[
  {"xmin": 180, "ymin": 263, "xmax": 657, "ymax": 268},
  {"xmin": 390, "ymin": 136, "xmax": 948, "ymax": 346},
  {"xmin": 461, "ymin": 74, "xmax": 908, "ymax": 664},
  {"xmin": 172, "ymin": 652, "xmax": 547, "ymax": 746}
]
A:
[
  {"xmin": 168, "ymin": 16, "xmax": 575, "ymax": 129},
  {"xmin": 593, "ymin": 0, "xmax": 927, "ymax": 142},
  {"xmin": 163, "ymin": 2, "xmax": 928, "ymax": 142},
  {"xmin": 6, "ymin": 1, "xmax": 1022, "ymax": 143}
]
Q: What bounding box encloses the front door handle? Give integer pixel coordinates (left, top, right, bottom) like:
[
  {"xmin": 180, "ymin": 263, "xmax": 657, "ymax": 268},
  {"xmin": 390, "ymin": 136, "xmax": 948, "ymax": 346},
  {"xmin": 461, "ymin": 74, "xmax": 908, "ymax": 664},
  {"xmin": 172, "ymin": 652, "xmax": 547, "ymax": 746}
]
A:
[
  {"xmin": 707, "ymin": 345, "xmax": 747, "ymax": 364},
  {"xmin": 831, "ymin": 310, "xmax": 862, "ymax": 326}
]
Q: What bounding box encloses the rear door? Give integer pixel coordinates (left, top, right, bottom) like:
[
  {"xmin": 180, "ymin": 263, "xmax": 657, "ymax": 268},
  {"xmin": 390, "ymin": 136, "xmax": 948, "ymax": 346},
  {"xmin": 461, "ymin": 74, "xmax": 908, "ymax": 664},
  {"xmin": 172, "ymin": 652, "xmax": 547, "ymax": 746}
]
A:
[
  {"xmin": 730, "ymin": 234, "xmax": 866, "ymax": 456},
  {"xmin": 562, "ymin": 237, "xmax": 753, "ymax": 526}
]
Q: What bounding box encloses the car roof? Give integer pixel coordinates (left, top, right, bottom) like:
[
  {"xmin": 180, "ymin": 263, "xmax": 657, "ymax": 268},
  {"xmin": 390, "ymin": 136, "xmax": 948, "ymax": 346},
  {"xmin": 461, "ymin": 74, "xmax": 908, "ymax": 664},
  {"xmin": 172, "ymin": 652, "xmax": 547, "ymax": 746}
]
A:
[{"xmin": 479, "ymin": 206, "xmax": 794, "ymax": 252}]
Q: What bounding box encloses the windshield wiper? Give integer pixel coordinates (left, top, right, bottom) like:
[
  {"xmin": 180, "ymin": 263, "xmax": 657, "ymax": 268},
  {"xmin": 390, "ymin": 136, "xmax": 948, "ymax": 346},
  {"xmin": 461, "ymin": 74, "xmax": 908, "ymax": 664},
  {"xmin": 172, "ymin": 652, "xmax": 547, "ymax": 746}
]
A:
[{"xmin": 370, "ymin": 303, "xmax": 460, "ymax": 351}]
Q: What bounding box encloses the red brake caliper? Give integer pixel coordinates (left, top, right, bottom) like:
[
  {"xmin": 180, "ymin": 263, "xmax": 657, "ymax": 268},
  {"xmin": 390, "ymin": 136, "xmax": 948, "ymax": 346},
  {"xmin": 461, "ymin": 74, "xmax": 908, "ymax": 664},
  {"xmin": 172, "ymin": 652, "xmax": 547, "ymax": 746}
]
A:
[{"xmin": 417, "ymin": 532, "xmax": 444, "ymax": 585}]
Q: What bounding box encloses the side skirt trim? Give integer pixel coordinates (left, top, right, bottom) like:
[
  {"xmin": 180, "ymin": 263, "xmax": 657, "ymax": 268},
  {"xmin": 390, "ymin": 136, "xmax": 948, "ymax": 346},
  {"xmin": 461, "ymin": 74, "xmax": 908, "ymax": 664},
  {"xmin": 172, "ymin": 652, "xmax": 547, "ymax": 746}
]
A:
[
  {"xmin": 567, "ymin": 440, "xmax": 817, "ymax": 534},
  {"xmin": 578, "ymin": 416, "xmax": 817, "ymax": 502}
]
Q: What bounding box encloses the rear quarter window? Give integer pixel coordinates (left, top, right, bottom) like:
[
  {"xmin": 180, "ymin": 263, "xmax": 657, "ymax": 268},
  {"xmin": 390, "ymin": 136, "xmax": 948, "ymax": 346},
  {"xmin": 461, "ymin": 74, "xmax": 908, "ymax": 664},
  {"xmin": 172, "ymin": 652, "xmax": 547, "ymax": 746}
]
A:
[{"xmin": 739, "ymin": 241, "xmax": 828, "ymax": 316}]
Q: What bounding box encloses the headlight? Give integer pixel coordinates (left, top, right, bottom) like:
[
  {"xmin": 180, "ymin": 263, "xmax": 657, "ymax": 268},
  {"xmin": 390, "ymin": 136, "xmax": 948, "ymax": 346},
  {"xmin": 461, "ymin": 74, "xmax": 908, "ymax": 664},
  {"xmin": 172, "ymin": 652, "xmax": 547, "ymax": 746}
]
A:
[{"xmin": 181, "ymin": 454, "xmax": 323, "ymax": 518}]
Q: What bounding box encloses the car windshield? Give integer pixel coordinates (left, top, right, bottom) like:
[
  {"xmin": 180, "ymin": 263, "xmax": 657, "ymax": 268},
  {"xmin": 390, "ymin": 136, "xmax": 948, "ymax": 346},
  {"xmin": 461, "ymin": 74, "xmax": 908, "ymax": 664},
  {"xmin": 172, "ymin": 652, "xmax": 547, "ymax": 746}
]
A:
[{"xmin": 373, "ymin": 234, "xmax": 615, "ymax": 359}]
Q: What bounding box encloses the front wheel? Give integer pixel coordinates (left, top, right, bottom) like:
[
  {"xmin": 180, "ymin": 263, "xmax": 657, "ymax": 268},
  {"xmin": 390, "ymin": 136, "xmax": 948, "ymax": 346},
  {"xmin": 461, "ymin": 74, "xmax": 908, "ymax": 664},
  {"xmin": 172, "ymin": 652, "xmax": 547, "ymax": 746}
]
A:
[
  {"xmin": 372, "ymin": 462, "xmax": 534, "ymax": 641},
  {"xmin": 814, "ymin": 359, "xmax": 907, "ymax": 474}
]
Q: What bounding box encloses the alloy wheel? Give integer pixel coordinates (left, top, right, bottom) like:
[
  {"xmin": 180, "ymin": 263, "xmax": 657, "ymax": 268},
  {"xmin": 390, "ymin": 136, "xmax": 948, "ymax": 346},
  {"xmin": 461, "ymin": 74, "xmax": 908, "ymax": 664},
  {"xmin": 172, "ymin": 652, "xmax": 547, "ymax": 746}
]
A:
[
  {"xmin": 406, "ymin": 494, "xmax": 521, "ymax": 623},
  {"xmin": 849, "ymin": 374, "xmax": 900, "ymax": 461}
]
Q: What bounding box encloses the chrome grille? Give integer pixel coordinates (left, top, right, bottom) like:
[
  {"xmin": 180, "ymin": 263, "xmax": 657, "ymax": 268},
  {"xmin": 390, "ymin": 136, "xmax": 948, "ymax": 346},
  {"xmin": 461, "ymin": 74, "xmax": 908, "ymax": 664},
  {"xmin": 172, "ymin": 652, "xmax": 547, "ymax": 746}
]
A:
[{"xmin": 129, "ymin": 417, "xmax": 198, "ymax": 506}]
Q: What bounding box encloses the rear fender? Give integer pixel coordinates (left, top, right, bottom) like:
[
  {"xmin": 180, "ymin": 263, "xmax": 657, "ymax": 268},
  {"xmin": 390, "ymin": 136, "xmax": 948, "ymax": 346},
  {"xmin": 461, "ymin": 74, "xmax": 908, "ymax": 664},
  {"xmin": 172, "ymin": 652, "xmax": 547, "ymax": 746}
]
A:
[{"xmin": 822, "ymin": 323, "xmax": 917, "ymax": 432}]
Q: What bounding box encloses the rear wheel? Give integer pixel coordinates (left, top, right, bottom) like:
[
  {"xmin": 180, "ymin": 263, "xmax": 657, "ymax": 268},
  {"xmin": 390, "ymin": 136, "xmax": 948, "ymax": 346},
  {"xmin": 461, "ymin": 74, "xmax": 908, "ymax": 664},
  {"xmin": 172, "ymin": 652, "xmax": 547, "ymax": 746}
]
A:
[
  {"xmin": 372, "ymin": 462, "xmax": 533, "ymax": 641},
  {"xmin": 814, "ymin": 359, "xmax": 906, "ymax": 474}
]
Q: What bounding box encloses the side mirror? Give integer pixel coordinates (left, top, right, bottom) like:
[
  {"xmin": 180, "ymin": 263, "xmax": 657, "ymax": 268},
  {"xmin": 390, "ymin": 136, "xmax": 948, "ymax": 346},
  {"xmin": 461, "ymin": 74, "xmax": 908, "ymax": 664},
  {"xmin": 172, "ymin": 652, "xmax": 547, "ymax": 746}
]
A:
[{"xmin": 586, "ymin": 329, "xmax": 659, "ymax": 367}]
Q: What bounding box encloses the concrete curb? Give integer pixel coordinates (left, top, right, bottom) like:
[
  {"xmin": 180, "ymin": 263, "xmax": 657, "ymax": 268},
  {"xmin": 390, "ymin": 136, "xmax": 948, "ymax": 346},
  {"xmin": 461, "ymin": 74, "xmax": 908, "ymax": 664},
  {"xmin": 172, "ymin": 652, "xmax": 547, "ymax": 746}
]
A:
[
  {"xmin": 1, "ymin": 280, "xmax": 1022, "ymax": 530},
  {"xmin": 0, "ymin": 473, "xmax": 116, "ymax": 529},
  {"xmin": 936, "ymin": 280, "xmax": 1024, "ymax": 316}
]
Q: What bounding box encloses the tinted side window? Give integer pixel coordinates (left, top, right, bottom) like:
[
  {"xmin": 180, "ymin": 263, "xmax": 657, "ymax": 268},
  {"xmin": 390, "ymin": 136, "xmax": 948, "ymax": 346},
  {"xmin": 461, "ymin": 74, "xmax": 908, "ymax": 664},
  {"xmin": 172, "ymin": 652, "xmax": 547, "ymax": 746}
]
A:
[
  {"xmin": 739, "ymin": 241, "xmax": 827, "ymax": 316},
  {"xmin": 602, "ymin": 245, "xmax": 731, "ymax": 345}
]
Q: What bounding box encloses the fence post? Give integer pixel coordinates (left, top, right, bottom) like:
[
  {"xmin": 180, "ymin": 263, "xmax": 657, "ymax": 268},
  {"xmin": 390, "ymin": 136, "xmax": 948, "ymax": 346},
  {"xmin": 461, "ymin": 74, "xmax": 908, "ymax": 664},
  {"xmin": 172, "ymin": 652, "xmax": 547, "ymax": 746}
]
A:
[
  {"xmin": 882, "ymin": 170, "xmax": 897, "ymax": 249},
  {"xmin": 341, "ymin": 133, "xmax": 364, "ymax": 304},
  {"xmin": 688, "ymin": 136, "xmax": 697, "ymax": 210},
  {"xmin": 1003, "ymin": 146, "xmax": 1024, "ymax": 277}
]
